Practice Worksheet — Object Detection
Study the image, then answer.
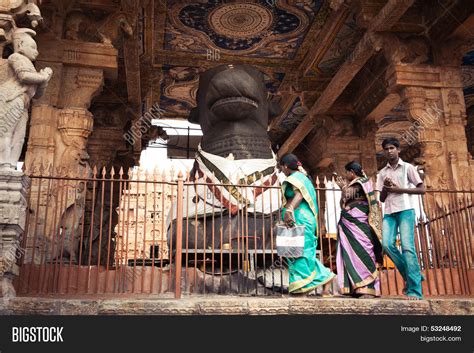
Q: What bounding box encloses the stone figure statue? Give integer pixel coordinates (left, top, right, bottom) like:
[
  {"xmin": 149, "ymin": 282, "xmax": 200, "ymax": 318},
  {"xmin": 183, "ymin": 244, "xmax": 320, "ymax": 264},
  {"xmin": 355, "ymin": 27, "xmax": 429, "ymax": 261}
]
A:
[
  {"xmin": 168, "ymin": 65, "xmax": 283, "ymax": 292},
  {"xmin": 51, "ymin": 137, "xmax": 91, "ymax": 264},
  {"xmin": 0, "ymin": 1, "xmax": 43, "ymax": 44},
  {"xmin": 0, "ymin": 28, "xmax": 52, "ymax": 169},
  {"xmin": 11, "ymin": 1, "xmax": 42, "ymax": 28},
  {"xmin": 53, "ymin": 180, "xmax": 87, "ymax": 264}
]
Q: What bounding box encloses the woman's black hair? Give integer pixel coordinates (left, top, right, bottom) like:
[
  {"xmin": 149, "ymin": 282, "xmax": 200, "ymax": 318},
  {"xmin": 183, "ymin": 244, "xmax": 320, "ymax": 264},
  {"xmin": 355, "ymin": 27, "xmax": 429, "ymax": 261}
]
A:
[
  {"xmin": 381, "ymin": 137, "xmax": 400, "ymax": 149},
  {"xmin": 344, "ymin": 161, "xmax": 365, "ymax": 177},
  {"xmin": 279, "ymin": 153, "xmax": 299, "ymax": 170}
]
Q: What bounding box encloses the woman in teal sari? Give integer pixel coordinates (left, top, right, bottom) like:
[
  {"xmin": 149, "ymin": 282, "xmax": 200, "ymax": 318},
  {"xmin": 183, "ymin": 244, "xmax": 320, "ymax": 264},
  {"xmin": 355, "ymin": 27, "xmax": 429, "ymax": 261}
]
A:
[{"xmin": 279, "ymin": 154, "xmax": 336, "ymax": 295}]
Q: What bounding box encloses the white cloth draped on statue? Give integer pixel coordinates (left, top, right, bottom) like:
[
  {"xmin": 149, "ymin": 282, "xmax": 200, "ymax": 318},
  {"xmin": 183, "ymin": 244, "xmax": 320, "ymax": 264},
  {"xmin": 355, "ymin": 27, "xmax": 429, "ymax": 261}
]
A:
[{"xmin": 167, "ymin": 145, "xmax": 281, "ymax": 225}]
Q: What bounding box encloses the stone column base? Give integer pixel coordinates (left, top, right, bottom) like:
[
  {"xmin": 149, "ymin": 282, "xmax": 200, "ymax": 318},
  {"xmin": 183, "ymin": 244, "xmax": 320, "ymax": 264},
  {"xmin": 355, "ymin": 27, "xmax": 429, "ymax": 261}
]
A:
[{"xmin": 0, "ymin": 168, "xmax": 30, "ymax": 299}]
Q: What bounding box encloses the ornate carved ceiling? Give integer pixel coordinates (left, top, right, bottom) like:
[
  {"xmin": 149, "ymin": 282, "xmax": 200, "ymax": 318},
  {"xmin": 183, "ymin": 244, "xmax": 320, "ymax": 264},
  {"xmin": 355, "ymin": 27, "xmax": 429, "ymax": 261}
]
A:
[
  {"xmin": 167, "ymin": 1, "xmax": 318, "ymax": 58},
  {"xmin": 38, "ymin": 0, "xmax": 472, "ymax": 156},
  {"xmin": 312, "ymin": 11, "xmax": 363, "ymax": 76},
  {"xmin": 150, "ymin": 0, "xmax": 348, "ymax": 119}
]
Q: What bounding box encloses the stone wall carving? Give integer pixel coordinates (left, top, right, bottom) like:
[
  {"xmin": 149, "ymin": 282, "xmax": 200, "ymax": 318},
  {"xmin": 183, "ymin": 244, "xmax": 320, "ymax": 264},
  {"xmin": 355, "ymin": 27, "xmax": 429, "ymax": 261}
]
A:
[
  {"xmin": 382, "ymin": 34, "xmax": 430, "ymax": 66},
  {"xmin": 64, "ymin": 10, "xmax": 133, "ymax": 46},
  {"xmin": 48, "ymin": 68, "xmax": 102, "ymax": 263}
]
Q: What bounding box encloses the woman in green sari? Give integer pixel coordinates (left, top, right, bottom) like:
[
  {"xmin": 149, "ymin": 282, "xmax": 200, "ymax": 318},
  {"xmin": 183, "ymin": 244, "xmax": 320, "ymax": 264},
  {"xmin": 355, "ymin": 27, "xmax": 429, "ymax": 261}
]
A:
[{"xmin": 279, "ymin": 154, "xmax": 336, "ymax": 295}]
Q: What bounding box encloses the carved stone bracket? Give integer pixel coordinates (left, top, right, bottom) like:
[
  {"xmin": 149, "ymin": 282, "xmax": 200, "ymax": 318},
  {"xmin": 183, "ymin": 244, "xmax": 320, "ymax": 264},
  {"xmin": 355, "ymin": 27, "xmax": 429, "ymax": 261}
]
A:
[
  {"xmin": 403, "ymin": 88, "xmax": 443, "ymax": 149},
  {"xmin": 382, "ymin": 33, "xmax": 430, "ymax": 66},
  {"xmin": 61, "ymin": 68, "xmax": 104, "ymax": 109}
]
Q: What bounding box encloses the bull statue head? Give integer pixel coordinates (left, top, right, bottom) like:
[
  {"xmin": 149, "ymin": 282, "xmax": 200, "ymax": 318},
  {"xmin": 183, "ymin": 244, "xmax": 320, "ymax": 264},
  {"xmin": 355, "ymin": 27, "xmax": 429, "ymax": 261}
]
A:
[{"xmin": 189, "ymin": 64, "xmax": 281, "ymax": 160}]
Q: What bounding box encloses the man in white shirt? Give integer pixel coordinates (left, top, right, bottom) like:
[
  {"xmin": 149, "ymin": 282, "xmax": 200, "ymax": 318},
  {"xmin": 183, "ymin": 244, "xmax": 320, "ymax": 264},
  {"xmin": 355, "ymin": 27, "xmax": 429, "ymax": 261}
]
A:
[{"xmin": 376, "ymin": 137, "xmax": 425, "ymax": 300}]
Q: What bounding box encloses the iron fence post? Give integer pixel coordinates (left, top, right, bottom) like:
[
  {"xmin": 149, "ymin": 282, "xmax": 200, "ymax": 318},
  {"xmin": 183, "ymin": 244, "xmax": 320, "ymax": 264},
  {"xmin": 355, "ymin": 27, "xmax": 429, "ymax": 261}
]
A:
[{"xmin": 174, "ymin": 171, "xmax": 184, "ymax": 299}]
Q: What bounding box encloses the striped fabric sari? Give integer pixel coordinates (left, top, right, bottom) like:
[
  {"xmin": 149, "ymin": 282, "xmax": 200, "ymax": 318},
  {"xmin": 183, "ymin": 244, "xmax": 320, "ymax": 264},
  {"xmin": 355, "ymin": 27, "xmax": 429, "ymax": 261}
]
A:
[
  {"xmin": 282, "ymin": 171, "xmax": 335, "ymax": 294},
  {"xmin": 336, "ymin": 177, "xmax": 382, "ymax": 296}
]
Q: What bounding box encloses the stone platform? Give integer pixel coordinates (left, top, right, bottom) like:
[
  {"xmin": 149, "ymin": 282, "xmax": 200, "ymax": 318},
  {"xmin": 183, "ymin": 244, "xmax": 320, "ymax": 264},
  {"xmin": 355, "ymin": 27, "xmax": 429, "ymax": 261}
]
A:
[{"xmin": 0, "ymin": 296, "xmax": 472, "ymax": 315}]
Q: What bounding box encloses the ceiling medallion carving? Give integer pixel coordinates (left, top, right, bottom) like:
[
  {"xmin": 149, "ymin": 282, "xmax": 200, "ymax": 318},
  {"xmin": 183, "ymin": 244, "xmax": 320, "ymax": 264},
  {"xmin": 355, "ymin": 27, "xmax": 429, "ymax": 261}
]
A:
[
  {"xmin": 208, "ymin": 3, "xmax": 273, "ymax": 39},
  {"xmin": 168, "ymin": 1, "xmax": 312, "ymax": 57}
]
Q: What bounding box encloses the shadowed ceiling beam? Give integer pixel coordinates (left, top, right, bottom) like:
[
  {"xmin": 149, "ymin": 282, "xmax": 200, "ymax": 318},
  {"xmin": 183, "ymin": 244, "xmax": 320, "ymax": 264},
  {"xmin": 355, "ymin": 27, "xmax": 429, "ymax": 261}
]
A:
[
  {"xmin": 298, "ymin": 3, "xmax": 351, "ymax": 76},
  {"xmin": 269, "ymin": 94, "xmax": 298, "ymax": 131},
  {"xmin": 277, "ymin": 0, "xmax": 415, "ymax": 157},
  {"xmin": 271, "ymin": 3, "xmax": 351, "ymax": 134},
  {"xmin": 122, "ymin": 0, "xmax": 142, "ymax": 157},
  {"xmin": 154, "ymin": 51, "xmax": 295, "ymax": 71},
  {"xmin": 124, "ymin": 40, "xmax": 141, "ymax": 105},
  {"xmin": 449, "ymin": 13, "xmax": 474, "ymax": 40},
  {"xmin": 123, "ymin": 0, "xmax": 141, "ymax": 105}
]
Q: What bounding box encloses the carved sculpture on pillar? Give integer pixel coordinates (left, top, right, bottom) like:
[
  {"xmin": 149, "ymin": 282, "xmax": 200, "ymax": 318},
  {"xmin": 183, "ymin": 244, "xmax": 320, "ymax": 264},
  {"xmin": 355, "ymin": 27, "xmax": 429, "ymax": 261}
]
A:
[
  {"xmin": 46, "ymin": 69, "xmax": 102, "ymax": 264},
  {"xmin": 0, "ymin": 1, "xmax": 45, "ymax": 299},
  {"xmin": 440, "ymin": 82, "xmax": 472, "ymax": 190},
  {"xmin": 48, "ymin": 109, "xmax": 92, "ymax": 263},
  {"xmin": 0, "ymin": 28, "xmax": 52, "ymax": 169},
  {"xmin": 403, "ymin": 87, "xmax": 449, "ymax": 211},
  {"xmin": 382, "ymin": 34, "xmax": 430, "ymax": 66},
  {"xmin": 0, "ymin": 0, "xmax": 42, "ymax": 55},
  {"xmin": 64, "ymin": 10, "xmax": 133, "ymax": 46}
]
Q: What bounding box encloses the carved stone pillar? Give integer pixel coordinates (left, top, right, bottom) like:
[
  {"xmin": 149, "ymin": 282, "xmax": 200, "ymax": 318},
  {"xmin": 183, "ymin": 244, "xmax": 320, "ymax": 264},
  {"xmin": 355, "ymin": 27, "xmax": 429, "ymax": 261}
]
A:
[
  {"xmin": 0, "ymin": 170, "xmax": 29, "ymax": 298},
  {"xmin": 0, "ymin": 0, "xmax": 46, "ymax": 298},
  {"xmin": 24, "ymin": 67, "xmax": 104, "ymax": 265},
  {"xmin": 439, "ymin": 84, "xmax": 472, "ymax": 190},
  {"xmin": 402, "ymin": 86, "xmax": 449, "ymax": 188},
  {"xmin": 56, "ymin": 107, "xmax": 94, "ymax": 173},
  {"xmin": 388, "ymin": 63, "xmax": 473, "ymax": 195},
  {"xmin": 41, "ymin": 70, "xmax": 101, "ymax": 264},
  {"xmin": 53, "ymin": 67, "xmax": 102, "ymax": 172},
  {"xmin": 358, "ymin": 120, "xmax": 378, "ymax": 177}
]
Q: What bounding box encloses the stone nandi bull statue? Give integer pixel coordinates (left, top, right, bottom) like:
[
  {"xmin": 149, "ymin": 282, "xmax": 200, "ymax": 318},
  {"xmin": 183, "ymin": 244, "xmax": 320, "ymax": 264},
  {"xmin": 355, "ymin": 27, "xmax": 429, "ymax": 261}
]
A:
[{"xmin": 168, "ymin": 64, "xmax": 283, "ymax": 292}]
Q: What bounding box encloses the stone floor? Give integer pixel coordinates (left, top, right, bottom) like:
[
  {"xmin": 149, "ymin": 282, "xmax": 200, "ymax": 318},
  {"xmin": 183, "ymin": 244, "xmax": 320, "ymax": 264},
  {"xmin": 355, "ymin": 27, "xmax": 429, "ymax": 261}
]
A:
[{"xmin": 0, "ymin": 296, "xmax": 473, "ymax": 315}]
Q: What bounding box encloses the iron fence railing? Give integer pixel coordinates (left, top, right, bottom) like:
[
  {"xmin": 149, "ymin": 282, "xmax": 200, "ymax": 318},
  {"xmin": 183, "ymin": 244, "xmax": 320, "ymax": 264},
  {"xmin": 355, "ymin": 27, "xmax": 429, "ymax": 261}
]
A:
[{"xmin": 14, "ymin": 165, "xmax": 473, "ymax": 298}]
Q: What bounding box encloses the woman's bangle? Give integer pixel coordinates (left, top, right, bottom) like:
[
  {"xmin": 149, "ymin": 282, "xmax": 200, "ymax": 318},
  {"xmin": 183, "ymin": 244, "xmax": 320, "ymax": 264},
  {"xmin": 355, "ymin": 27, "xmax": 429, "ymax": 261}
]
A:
[{"xmin": 286, "ymin": 206, "xmax": 294, "ymax": 212}]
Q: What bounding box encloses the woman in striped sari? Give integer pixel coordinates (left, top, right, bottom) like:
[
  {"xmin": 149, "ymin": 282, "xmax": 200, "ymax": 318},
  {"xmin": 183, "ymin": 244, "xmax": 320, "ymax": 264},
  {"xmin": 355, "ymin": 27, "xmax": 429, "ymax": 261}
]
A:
[
  {"xmin": 279, "ymin": 154, "xmax": 336, "ymax": 295},
  {"xmin": 335, "ymin": 161, "xmax": 383, "ymax": 298}
]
